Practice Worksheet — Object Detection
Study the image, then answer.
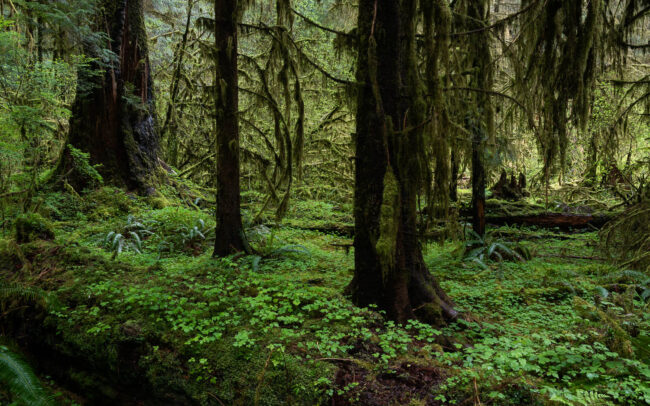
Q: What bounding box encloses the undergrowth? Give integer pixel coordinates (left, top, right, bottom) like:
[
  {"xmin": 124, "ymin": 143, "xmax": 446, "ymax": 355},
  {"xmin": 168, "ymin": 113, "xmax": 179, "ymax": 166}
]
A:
[{"xmin": 0, "ymin": 187, "xmax": 648, "ymax": 405}]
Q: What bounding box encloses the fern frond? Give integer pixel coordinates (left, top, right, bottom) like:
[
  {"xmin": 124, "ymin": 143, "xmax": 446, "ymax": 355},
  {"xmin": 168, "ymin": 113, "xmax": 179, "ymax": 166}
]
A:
[
  {"xmin": 0, "ymin": 283, "xmax": 48, "ymax": 307},
  {"xmin": 0, "ymin": 346, "xmax": 52, "ymax": 406}
]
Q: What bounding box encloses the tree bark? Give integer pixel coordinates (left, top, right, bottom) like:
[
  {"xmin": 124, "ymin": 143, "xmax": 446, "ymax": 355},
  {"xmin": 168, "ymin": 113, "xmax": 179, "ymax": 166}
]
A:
[
  {"xmin": 213, "ymin": 0, "xmax": 249, "ymax": 256},
  {"xmin": 59, "ymin": 0, "xmax": 159, "ymax": 192},
  {"xmin": 346, "ymin": 0, "xmax": 457, "ymax": 325},
  {"xmin": 469, "ymin": 0, "xmax": 493, "ymax": 238},
  {"xmin": 471, "ymin": 129, "xmax": 486, "ymax": 237},
  {"xmin": 450, "ymin": 149, "xmax": 459, "ymax": 202}
]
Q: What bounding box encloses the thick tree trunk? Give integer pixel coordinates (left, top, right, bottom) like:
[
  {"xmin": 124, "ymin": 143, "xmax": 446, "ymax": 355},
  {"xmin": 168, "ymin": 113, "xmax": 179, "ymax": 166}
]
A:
[
  {"xmin": 59, "ymin": 0, "xmax": 159, "ymax": 192},
  {"xmin": 213, "ymin": 0, "xmax": 249, "ymax": 256},
  {"xmin": 347, "ymin": 0, "xmax": 457, "ymax": 325}
]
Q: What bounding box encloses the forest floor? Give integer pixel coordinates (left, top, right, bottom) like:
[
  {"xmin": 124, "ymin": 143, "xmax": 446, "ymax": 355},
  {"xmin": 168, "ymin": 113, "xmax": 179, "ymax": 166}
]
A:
[{"xmin": 1, "ymin": 185, "xmax": 649, "ymax": 405}]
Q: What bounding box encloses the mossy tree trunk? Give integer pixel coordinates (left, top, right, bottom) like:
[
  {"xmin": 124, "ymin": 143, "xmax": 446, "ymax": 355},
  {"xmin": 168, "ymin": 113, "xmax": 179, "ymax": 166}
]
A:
[
  {"xmin": 347, "ymin": 0, "xmax": 457, "ymax": 325},
  {"xmin": 468, "ymin": 0, "xmax": 493, "ymax": 238},
  {"xmin": 60, "ymin": 0, "xmax": 159, "ymax": 192},
  {"xmin": 450, "ymin": 149, "xmax": 459, "ymax": 202},
  {"xmin": 471, "ymin": 131, "xmax": 486, "ymax": 237},
  {"xmin": 213, "ymin": 0, "xmax": 250, "ymax": 256},
  {"xmin": 584, "ymin": 133, "xmax": 598, "ymax": 185}
]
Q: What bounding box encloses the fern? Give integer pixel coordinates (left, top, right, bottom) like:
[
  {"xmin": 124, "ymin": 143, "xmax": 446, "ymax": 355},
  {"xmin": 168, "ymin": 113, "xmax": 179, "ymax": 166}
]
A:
[
  {"xmin": 0, "ymin": 283, "xmax": 48, "ymax": 308},
  {"xmin": 549, "ymin": 389, "xmax": 612, "ymax": 406},
  {"xmin": 573, "ymin": 390, "xmax": 612, "ymax": 406},
  {"xmin": 101, "ymin": 215, "xmax": 155, "ymax": 258},
  {"xmin": 246, "ymin": 226, "xmax": 310, "ymax": 271},
  {"xmin": 0, "ymin": 346, "xmax": 52, "ymax": 406}
]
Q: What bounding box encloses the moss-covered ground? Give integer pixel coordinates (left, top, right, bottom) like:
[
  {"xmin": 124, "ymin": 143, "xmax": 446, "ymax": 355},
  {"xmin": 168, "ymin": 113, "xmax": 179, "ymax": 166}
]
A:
[{"xmin": 0, "ymin": 186, "xmax": 648, "ymax": 405}]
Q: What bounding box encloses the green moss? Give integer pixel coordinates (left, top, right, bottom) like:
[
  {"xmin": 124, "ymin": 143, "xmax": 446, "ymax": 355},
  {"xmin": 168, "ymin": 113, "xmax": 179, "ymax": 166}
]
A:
[
  {"xmin": 148, "ymin": 195, "xmax": 171, "ymax": 209},
  {"xmin": 84, "ymin": 187, "xmax": 139, "ymax": 220},
  {"xmin": 0, "ymin": 238, "xmax": 21, "ymax": 274},
  {"xmin": 65, "ymin": 144, "xmax": 103, "ymax": 189},
  {"xmin": 15, "ymin": 213, "xmax": 55, "ymax": 244},
  {"xmin": 573, "ymin": 296, "xmax": 634, "ymax": 357},
  {"xmin": 375, "ymin": 166, "xmax": 401, "ymax": 285}
]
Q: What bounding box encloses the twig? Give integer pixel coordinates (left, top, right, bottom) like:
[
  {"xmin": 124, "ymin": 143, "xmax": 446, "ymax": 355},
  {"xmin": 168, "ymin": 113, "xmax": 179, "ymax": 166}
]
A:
[{"xmin": 254, "ymin": 350, "xmax": 274, "ymax": 406}]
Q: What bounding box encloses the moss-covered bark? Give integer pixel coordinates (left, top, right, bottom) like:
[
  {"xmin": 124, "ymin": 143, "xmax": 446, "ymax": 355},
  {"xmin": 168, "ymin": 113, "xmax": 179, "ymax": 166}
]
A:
[
  {"xmin": 347, "ymin": 0, "xmax": 457, "ymax": 325},
  {"xmin": 467, "ymin": 0, "xmax": 494, "ymax": 238},
  {"xmin": 213, "ymin": 0, "xmax": 250, "ymax": 256},
  {"xmin": 58, "ymin": 0, "xmax": 160, "ymax": 193}
]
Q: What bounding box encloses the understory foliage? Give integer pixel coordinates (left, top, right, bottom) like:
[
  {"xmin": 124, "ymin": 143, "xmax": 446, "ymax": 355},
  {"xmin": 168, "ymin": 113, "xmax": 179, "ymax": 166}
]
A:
[
  {"xmin": 0, "ymin": 189, "xmax": 647, "ymax": 404},
  {"xmin": 599, "ymin": 184, "xmax": 650, "ymax": 271}
]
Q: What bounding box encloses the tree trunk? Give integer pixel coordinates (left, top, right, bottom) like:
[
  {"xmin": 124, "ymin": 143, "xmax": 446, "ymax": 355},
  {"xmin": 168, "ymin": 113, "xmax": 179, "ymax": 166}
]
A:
[
  {"xmin": 584, "ymin": 133, "xmax": 598, "ymax": 185},
  {"xmin": 471, "ymin": 130, "xmax": 486, "ymax": 237},
  {"xmin": 469, "ymin": 0, "xmax": 493, "ymax": 238},
  {"xmin": 59, "ymin": 0, "xmax": 159, "ymax": 192},
  {"xmin": 213, "ymin": 0, "xmax": 249, "ymax": 256},
  {"xmin": 450, "ymin": 149, "xmax": 459, "ymax": 202},
  {"xmin": 346, "ymin": 0, "xmax": 457, "ymax": 325}
]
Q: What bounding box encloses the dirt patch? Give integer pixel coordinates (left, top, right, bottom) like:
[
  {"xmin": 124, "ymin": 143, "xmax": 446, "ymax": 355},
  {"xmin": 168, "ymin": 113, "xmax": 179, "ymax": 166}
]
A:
[{"xmin": 332, "ymin": 361, "xmax": 444, "ymax": 406}]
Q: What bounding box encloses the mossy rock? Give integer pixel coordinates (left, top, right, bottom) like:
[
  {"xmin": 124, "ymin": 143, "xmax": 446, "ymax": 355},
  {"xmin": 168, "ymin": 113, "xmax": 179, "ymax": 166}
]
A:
[{"xmin": 15, "ymin": 213, "xmax": 55, "ymax": 244}]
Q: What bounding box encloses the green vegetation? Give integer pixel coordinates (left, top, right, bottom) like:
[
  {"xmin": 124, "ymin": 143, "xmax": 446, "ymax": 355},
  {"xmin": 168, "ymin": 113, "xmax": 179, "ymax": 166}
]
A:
[
  {"xmin": 0, "ymin": 191, "xmax": 649, "ymax": 404},
  {"xmin": 15, "ymin": 213, "xmax": 54, "ymax": 244},
  {"xmin": 0, "ymin": 0, "xmax": 648, "ymax": 405}
]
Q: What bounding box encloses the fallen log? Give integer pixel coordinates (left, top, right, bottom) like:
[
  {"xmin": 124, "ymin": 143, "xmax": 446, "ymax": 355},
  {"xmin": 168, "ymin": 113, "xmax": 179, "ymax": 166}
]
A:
[
  {"xmin": 483, "ymin": 213, "xmax": 612, "ymax": 230},
  {"xmin": 282, "ymin": 213, "xmax": 614, "ymax": 239},
  {"xmin": 289, "ymin": 224, "xmax": 354, "ymax": 236}
]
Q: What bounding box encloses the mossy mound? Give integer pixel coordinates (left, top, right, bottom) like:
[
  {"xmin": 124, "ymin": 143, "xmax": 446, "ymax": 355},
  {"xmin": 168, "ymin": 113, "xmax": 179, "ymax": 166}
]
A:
[
  {"xmin": 15, "ymin": 213, "xmax": 55, "ymax": 244},
  {"xmin": 147, "ymin": 195, "xmax": 171, "ymax": 209},
  {"xmin": 84, "ymin": 187, "xmax": 141, "ymax": 220}
]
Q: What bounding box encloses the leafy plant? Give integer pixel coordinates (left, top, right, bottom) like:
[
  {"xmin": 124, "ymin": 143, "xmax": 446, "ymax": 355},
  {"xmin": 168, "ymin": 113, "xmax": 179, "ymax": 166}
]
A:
[
  {"xmin": 102, "ymin": 215, "xmax": 154, "ymax": 258},
  {"xmin": 463, "ymin": 229, "xmax": 528, "ymax": 269},
  {"xmin": 0, "ymin": 346, "xmax": 52, "ymax": 406},
  {"xmin": 158, "ymin": 218, "xmax": 214, "ymax": 256},
  {"xmin": 247, "ymin": 225, "xmax": 309, "ymax": 271},
  {"xmin": 548, "ymin": 388, "xmax": 613, "ymax": 406},
  {"xmin": 597, "ymin": 269, "xmax": 650, "ymax": 304}
]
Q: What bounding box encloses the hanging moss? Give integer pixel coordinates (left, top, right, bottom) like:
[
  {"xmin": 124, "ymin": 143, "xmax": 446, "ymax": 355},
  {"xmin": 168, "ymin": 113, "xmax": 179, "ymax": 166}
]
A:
[
  {"xmin": 422, "ymin": 0, "xmax": 454, "ymax": 221},
  {"xmin": 515, "ymin": 0, "xmax": 605, "ymax": 181}
]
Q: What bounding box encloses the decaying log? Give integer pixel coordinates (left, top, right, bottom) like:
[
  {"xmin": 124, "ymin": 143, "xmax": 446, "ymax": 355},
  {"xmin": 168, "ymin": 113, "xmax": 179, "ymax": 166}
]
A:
[{"xmin": 484, "ymin": 213, "xmax": 612, "ymax": 230}]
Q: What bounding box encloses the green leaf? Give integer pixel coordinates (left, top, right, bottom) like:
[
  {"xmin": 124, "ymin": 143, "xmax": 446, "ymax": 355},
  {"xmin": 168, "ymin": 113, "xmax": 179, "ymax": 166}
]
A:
[{"xmin": 0, "ymin": 346, "xmax": 53, "ymax": 406}]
